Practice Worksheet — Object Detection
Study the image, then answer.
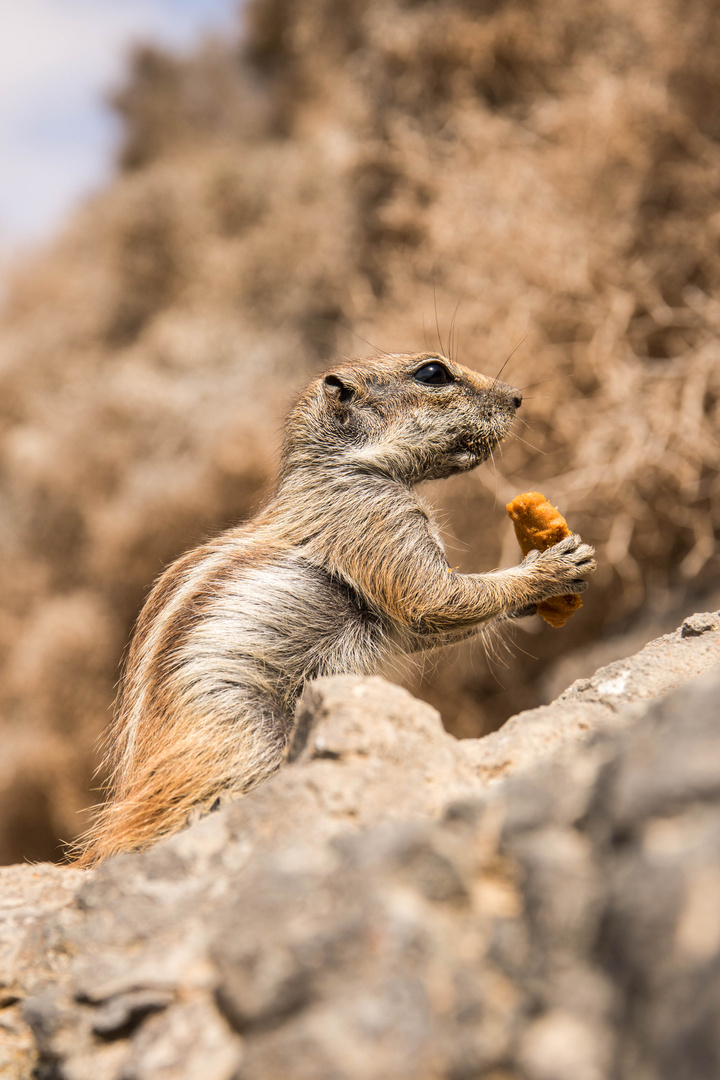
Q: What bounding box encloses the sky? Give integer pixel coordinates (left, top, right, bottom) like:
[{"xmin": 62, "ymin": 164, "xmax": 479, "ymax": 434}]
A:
[{"xmin": 0, "ymin": 0, "xmax": 240, "ymax": 255}]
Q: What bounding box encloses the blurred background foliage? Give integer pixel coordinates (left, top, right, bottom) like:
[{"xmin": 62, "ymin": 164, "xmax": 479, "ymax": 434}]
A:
[{"xmin": 0, "ymin": 0, "xmax": 718, "ymax": 862}]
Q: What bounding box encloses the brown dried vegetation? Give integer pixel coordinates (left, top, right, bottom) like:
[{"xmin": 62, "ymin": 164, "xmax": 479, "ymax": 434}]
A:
[{"xmin": 0, "ymin": 0, "xmax": 718, "ymax": 861}]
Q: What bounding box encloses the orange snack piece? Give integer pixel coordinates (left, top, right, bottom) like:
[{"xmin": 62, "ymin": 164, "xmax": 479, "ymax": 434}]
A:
[{"xmin": 506, "ymin": 491, "xmax": 583, "ymax": 628}]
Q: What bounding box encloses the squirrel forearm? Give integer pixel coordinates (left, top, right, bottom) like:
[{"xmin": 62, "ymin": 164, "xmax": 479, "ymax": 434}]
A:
[
  {"xmin": 325, "ymin": 509, "xmax": 527, "ymax": 634},
  {"xmin": 406, "ymin": 567, "xmax": 528, "ymax": 633},
  {"xmin": 337, "ymin": 516, "xmax": 589, "ymax": 636}
]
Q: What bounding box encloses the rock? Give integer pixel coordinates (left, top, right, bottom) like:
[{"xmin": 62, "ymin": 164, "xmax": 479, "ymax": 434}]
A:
[
  {"xmin": 460, "ymin": 609, "xmax": 720, "ymax": 783},
  {"xmin": 681, "ymin": 611, "xmax": 719, "ymax": 637},
  {"xmin": 1, "ymin": 612, "xmax": 719, "ymax": 1078},
  {"xmin": 0, "ymin": 864, "xmax": 85, "ymax": 1078}
]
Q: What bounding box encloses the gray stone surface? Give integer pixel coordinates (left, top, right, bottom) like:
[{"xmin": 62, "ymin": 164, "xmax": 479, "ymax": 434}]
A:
[
  {"xmin": 1, "ymin": 613, "xmax": 719, "ymax": 1079},
  {"xmin": 0, "ymin": 864, "xmax": 85, "ymax": 1077},
  {"xmin": 461, "ymin": 609, "xmax": 720, "ymax": 782}
]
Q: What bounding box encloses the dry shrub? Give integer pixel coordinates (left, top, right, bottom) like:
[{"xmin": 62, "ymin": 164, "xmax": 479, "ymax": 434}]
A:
[{"xmin": 0, "ymin": 0, "xmax": 718, "ymax": 860}]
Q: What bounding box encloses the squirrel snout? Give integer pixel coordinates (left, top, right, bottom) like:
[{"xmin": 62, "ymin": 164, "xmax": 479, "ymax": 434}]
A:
[{"xmin": 489, "ymin": 380, "xmax": 522, "ymax": 412}]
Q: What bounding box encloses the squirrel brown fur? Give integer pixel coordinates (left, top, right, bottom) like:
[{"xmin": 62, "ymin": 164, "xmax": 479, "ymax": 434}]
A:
[{"xmin": 77, "ymin": 352, "xmax": 596, "ymax": 864}]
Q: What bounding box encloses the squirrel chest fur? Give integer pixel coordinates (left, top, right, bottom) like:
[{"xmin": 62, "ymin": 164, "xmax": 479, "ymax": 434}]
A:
[{"xmin": 80, "ymin": 352, "xmax": 595, "ymax": 863}]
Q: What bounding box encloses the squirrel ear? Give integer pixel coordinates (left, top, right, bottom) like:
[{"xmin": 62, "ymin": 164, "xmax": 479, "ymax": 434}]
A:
[{"xmin": 323, "ymin": 374, "xmax": 354, "ymax": 404}]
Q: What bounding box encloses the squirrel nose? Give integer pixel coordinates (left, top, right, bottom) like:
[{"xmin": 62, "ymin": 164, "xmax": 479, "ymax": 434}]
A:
[{"xmin": 511, "ymin": 390, "xmax": 523, "ymax": 410}]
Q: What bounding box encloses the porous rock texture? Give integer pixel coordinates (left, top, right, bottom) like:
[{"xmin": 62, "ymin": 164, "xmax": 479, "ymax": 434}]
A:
[{"xmin": 1, "ymin": 611, "xmax": 719, "ymax": 1079}]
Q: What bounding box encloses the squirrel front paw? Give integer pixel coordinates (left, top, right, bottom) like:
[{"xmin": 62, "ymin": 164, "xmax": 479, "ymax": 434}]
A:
[{"xmin": 522, "ymin": 533, "xmax": 597, "ymax": 602}]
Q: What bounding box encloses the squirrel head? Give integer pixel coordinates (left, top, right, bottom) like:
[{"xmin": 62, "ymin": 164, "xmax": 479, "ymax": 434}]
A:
[{"xmin": 282, "ymin": 352, "xmax": 522, "ymax": 484}]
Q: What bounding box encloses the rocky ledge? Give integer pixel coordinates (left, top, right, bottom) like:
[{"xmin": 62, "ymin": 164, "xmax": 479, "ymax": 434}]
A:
[{"xmin": 2, "ymin": 612, "xmax": 719, "ymax": 1080}]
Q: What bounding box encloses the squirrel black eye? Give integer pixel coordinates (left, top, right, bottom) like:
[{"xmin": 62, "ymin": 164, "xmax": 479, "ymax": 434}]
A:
[{"xmin": 413, "ymin": 361, "xmax": 454, "ymax": 385}]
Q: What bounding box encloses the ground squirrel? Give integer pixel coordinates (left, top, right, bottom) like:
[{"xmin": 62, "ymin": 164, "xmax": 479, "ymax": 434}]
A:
[{"xmin": 79, "ymin": 352, "xmax": 596, "ymax": 863}]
